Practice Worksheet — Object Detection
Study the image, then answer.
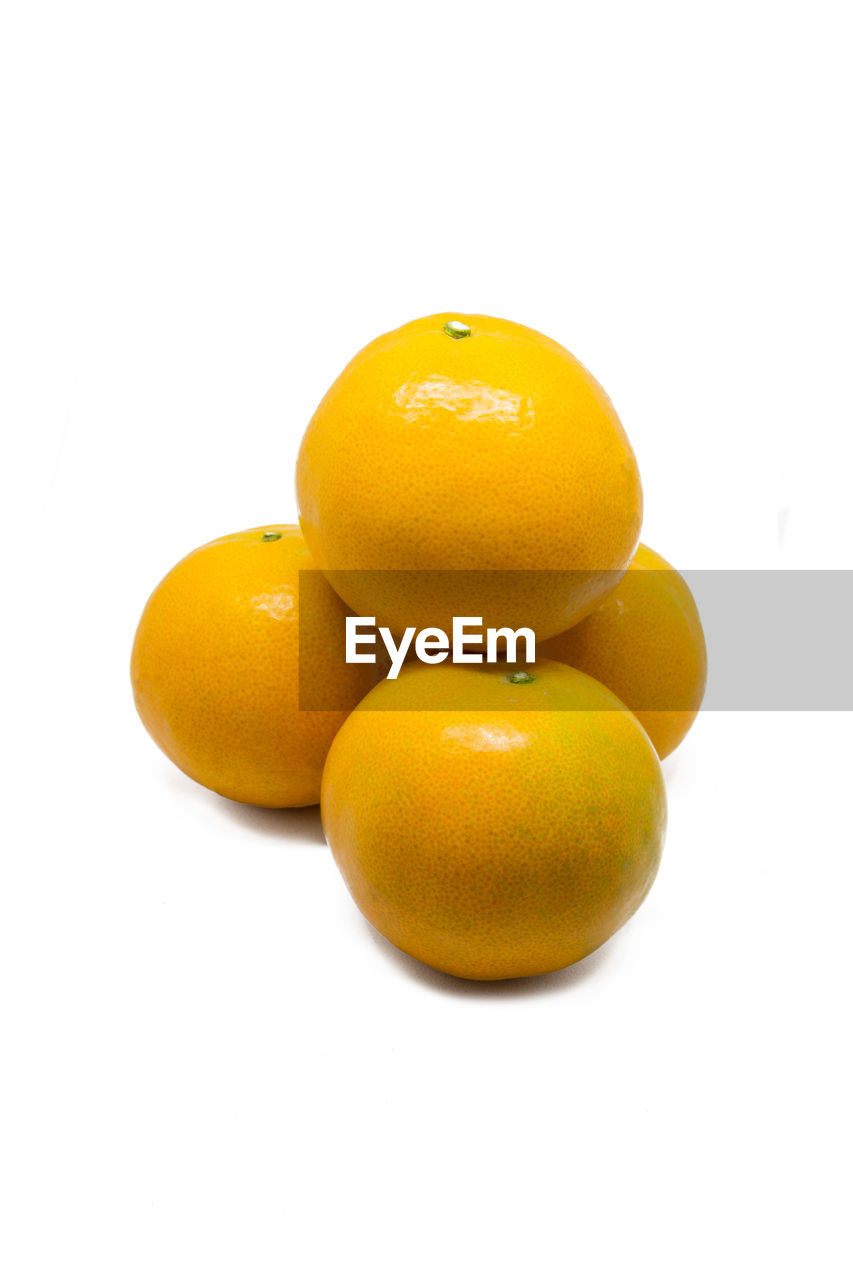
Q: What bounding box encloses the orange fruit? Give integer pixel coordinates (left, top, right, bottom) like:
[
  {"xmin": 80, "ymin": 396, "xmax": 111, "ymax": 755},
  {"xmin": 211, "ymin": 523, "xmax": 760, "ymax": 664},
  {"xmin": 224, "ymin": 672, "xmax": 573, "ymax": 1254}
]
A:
[
  {"xmin": 131, "ymin": 524, "xmax": 381, "ymax": 808},
  {"xmin": 321, "ymin": 660, "xmax": 666, "ymax": 980},
  {"xmin": 540, "ymin": 543, "xmax": 707, "ymax": 759},
  {"xmin": 296, "ymin": 313, "xmax": 642, "ymax": 642}
]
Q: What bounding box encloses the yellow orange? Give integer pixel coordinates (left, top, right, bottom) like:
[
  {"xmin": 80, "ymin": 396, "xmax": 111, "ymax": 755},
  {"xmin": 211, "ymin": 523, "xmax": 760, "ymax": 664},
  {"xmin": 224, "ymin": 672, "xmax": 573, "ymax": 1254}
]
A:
[
  {"xmin": 540, "ymin": 543, "xmax": 706, "ymax": 758},
  {"xmin": 131, "ymin": 524, "xmax": 380, "ymax": 807},
  {"xmin": 321, "ymin": 660, "xmax": 666, "ymax": 980},
  {"xmin": 296, "ymin": 313, "xmax": 642, "ymax": 641}
]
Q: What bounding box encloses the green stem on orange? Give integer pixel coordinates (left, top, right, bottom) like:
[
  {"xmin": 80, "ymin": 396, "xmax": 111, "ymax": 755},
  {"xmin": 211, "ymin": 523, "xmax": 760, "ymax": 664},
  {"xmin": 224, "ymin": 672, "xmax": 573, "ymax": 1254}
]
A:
[{"xmin": 443, "ymin": 320, "xmax": 471, "ymax": 339}]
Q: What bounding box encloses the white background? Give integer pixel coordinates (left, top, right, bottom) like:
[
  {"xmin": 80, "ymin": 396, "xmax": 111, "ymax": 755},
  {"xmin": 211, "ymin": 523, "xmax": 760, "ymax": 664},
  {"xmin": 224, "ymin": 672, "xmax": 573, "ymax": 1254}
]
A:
[{"xmin": 2, "ymin": 2, "xmax": 852, "ymax": 1277}]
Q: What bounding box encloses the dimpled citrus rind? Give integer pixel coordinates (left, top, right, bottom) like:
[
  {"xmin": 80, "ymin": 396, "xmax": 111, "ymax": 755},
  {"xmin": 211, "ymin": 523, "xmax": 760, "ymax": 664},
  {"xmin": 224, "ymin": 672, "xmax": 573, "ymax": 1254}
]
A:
[
  {"xmin": 130, "ymin": 524, "xmax": 379, "ymax": 807},
  {"xmin": 321, "ymin": 660, "xmax": 666, "ymax": 980},
  {"xmin": 296, "ymin": 313, "xmax": 642, "ymax": 641},
  {"xmin": 541, "ymin": 544, "xmax": 707, "ymax": 758}
]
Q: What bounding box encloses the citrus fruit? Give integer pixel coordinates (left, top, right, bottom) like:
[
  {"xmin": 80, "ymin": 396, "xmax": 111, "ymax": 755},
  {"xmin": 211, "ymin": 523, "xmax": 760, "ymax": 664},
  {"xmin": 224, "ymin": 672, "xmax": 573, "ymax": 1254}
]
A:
[
  {"xmin": 321, "ymin": 659, "xmax": 666, "ymax": 980},
  {"xmin": 131, "ymin": 524, "xmax": 381, "ymax": 807},
  {"xmin": 296, "ymin": 313, "xmax": 642, "ymax": 641},
  {"xmin": 540, "ymin": 543, "xmax": 706, "ymax": 758}
]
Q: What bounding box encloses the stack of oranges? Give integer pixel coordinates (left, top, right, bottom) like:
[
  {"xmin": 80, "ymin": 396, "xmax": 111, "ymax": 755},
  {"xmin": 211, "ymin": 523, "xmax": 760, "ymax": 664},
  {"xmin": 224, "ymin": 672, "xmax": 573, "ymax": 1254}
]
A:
[{"xmin": 132, "ymin": 314, "xmax": 706, "ymax": 981}]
